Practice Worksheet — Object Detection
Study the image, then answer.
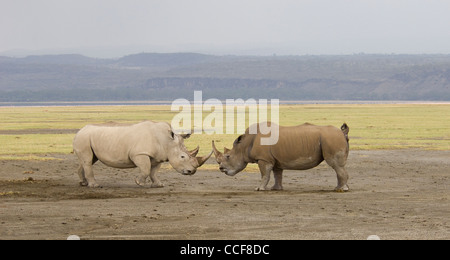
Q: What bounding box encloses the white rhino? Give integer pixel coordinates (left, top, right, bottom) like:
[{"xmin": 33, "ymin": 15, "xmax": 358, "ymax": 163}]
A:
[{"xmin": 73, "ymin": 121, "xmax": 212, "ymax": 188}]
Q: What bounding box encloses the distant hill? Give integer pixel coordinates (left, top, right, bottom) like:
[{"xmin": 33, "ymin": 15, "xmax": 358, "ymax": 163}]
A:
[
  {"xmin": 2, "ymin": 54, "xmax": 108, "ymax": 65},
  {"xmin": 1, "ymin": 53, "xmax": 450, "ymax": 101},
  {"xmin": 116, "ymin": 53, "xmax": 218, "ymax": 68}
]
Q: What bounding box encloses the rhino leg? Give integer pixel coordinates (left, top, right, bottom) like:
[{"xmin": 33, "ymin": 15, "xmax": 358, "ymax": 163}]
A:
[
  {"xmin": 75, "ymin": 150, "xmax": 99, "ymax": 188},
  {"xmin": 149, "ymin": 163, "xmax": 164, "ymax": 188},
  {"xmin": 77, "ymin": 165, "xmax": 88, "ymax": 186},
  {"xmin": 133, "ymin": 156, "xmax": 165, "ymax": 188},
  {"xmin": 324, "ymin": 149, "xmax": 349, "ymax": 192},
  {"xmin": 333, "ymin": 166, "xmax": 349, "ymax": 192},
  {"xmin": 74, "ymin": 142, "xmax": 100, "ymax": 188},
  {"xmin": 272, "ymin": 168, "xmax": 284, "ymax": 191},
  {"xmin": 133, "ymin": 155, "xmax": 151, "ymax": 186},
  {"xmin": 83, "ymin": 164, "xmax": 99, "ymax": 188},
  {"xmin": 256, "ymin": 160, "xmax": 273, "ymax": 191},
  {"xmin": 327, "ymin": 160, "xmax": 349, "ymax": 192}
]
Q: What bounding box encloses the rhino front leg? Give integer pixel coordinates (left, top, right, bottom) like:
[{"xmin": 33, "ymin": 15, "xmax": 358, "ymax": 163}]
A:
[
  {"xmin": 256, "ymin": 160, "xmax": 273, "ymax": 191},
  {"xmin": 149, "ymin": 163, "xmax": 164, "ymax": 188},
  {"xmin": 133, "ymin": 155, "xmax": 151, "ymax": 186},
  {"xmin": 272, "ymin": 168, "xmax": 284, "ymax": 191}
]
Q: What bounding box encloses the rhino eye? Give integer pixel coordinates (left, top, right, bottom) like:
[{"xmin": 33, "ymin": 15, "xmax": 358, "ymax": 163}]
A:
[
  {"xmin": 225, "ymin": 155, "xmax": 230, "ymax": 160},
  {"xmin": 181, "ymin": 155, "xmax": 186, "ymax": 159}
]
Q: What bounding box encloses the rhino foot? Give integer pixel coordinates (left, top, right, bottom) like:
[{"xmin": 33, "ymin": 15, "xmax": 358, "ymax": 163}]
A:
[
  {"xmin": 135, "ymin": 177, "xmax": 147, "ymax": 187},
  {"xmin": 271, "ymin": 185, "xmax": 283, "ymax": 191},
  {"xmin": 151, "ymin": 182, "xmax": 165, "ymax": 188},
  {"xmin": 334, "ymin": 185, "xmax": 349, "ymax": 193},
  {"xmin": 255, "ymin": 186, "xmax": 269, "ymax": 191},
  {"xmin": 88, "ymin": 183, "xmax": 101, "ymax": 188},
  {"xmin": 79, "ymin": 181, "xmax": 88, "ymax": 187}
]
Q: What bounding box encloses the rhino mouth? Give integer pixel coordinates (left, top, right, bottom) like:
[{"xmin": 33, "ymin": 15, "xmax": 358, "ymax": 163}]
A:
[
  {"xmin": 219, "ymin": 167, "xmax": 228, "ymax": 173},
  {"xmin": 223, "ymin": 169, "xmax": 238, "ymax": 176},
  {"xmin": 182, "ymin": 169, "xmax": 196, "ymax": 176}
]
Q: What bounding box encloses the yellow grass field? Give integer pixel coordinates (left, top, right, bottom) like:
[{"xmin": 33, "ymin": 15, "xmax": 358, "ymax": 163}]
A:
[{"xmin": 0, "ymin": 104, "xmax": 449, "ymax": 160}]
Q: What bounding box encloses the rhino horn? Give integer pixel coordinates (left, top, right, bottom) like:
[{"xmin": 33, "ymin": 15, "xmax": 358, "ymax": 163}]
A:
[
  {"xmin": 197, "ymin": 150, "xmax": 213, "ymax": 167},
  {"xmin": 189, "ymin": 146, "xmax": 200, "ymax": 157},
  {"xmin": 212, "ymin": 141, "xmax": 222, "ymax": 158}
]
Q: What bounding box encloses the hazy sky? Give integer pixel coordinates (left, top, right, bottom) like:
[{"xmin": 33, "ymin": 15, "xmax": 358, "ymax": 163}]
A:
[{"xmin": 2, "ymin": 0, "xmax": 450, "ymax": 57}]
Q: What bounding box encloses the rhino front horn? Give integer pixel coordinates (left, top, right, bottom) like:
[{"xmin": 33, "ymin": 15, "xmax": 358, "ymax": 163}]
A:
[
  {"xmin": 212, "ymin": 141, "xmax": 222, "ymax": 157},
  {"xmin": 197, "ymin": 150, "xmax": 213, "ymax": 167}
]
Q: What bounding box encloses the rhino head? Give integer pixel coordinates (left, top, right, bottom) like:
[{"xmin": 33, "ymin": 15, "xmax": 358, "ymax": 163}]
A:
[
  {"xmin": 167, "ymin": 131, "xmax": 212, "ymax": 175},
  {"xmin": 212, "ymin": 137, "xmax": 249, "ymax": 176}
]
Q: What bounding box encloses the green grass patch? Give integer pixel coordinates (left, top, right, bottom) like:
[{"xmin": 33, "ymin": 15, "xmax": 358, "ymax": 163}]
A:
[
  {"xmin": 0, "ymin": 104, "xmax": 449, "ymax": 160},
  {"xmin": 0, "ymin": 134, "xmax": 74, "ymax": 155}
]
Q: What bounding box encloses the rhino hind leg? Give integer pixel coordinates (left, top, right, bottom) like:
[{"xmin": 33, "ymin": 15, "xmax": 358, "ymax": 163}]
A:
[
  {"xmin": 328, "ymin": 159, "xmax": 349, "ymax": 192},
  {"xmin": 325, "ymin": 155, "xmax": 349, "ymax": 192},
  {"xmin": 83, "ymin": 164, "xmax": 100, "ymax": 188},
  {"xmin": 77, "ymin": 165, "xmax": 88, "ymax": 186},
  {"xmin": 333, "ymin": 166, "xmax": 349, "ymax": 192},
  {"xmin": 75, "ymin": 149, "xmax": 100, "ymax": 188}
]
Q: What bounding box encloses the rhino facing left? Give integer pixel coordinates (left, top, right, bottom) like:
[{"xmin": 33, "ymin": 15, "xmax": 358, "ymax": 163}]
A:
[{"xmin": 73, "ymin": 121, "xmax": 212, "ymax": 188}]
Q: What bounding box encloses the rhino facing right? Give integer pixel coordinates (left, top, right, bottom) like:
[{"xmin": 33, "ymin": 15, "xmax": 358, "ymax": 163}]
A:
[{"xmin": 73, "ymin": 121, "xmax": 212, "ymax": 188}]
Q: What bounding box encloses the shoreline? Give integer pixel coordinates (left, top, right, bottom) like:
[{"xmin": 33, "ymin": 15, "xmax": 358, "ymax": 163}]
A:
[{"xmin": 1, "ymin": 100, "xmax": 450, "ymax": 107}]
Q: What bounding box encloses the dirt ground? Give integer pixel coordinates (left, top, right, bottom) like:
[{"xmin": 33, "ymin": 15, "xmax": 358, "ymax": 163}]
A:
[{"xmin": 0, "ymin": 149, "xmax": 449, "ymax": 240}]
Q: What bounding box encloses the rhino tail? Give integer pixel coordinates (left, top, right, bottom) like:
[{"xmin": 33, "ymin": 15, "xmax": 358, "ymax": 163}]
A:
[{"xmin": 341, "ymin": 123, "xmax": 349, "ymax": 142}]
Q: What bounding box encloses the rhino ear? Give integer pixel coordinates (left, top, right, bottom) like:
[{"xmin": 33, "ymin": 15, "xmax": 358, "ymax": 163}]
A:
[
  {"xmin": 180, "ymin": 133, "xmax": 192, "ymax": 139},
  {"xmin": 168, "ymin": 130, "xmax": 175, "ymax": 140},
  {"xmin": 233, "ymin": 135, "xmax": 244, "ymax": 146}
]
